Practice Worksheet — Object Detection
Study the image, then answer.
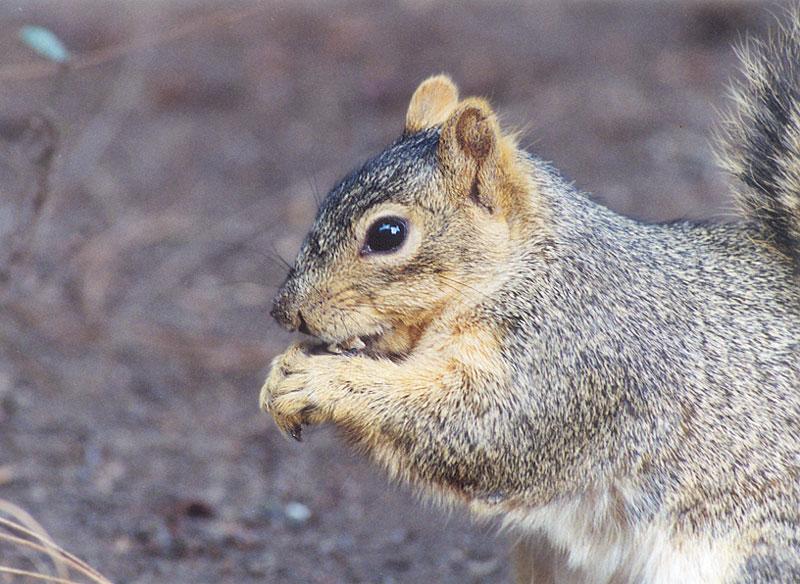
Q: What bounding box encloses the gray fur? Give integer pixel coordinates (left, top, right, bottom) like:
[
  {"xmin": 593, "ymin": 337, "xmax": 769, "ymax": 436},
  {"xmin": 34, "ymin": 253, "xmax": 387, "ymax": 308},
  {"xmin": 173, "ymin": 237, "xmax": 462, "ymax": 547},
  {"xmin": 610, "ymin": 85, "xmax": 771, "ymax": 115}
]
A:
[{"xmin": 269, "ymin": 15, "xmax": 800, "ymax": 582}]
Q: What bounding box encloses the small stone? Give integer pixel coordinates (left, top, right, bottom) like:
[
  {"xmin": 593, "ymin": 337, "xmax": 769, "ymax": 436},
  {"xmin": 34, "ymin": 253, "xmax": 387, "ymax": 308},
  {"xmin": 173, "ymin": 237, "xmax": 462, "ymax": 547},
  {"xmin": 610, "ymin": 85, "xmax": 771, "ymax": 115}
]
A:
[{"xmin": 284, "ymin": 501, "xmax": 311, "ymax": 525}]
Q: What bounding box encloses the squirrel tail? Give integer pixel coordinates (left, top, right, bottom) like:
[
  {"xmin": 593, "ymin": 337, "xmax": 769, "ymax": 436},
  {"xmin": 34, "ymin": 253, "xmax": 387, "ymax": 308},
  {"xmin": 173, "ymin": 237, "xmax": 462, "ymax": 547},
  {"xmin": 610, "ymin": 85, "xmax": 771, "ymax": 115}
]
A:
[{"xmin": 717, "ymin": 12, "xmax": 800, "ymax": 267}]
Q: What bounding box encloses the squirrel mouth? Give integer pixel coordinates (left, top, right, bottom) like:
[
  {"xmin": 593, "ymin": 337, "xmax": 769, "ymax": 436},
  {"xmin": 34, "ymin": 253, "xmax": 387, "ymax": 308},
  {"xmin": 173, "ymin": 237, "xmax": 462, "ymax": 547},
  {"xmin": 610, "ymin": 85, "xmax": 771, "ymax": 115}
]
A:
[
  {"xmin": 326, "ymin": 336, "xmax": 366, "ymax": 354},
  {"xmin": 324, "ymin": 332, "xmax": 383, "ymax": 356}
]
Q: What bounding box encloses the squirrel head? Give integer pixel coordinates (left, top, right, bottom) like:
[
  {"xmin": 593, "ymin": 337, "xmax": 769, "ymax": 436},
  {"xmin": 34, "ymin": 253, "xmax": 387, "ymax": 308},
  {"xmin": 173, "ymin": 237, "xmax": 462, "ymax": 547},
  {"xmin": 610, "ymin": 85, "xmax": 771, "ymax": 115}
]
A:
[{"xmin": 272, "ymin": 75, "xmax": 533, "ymax": 355}]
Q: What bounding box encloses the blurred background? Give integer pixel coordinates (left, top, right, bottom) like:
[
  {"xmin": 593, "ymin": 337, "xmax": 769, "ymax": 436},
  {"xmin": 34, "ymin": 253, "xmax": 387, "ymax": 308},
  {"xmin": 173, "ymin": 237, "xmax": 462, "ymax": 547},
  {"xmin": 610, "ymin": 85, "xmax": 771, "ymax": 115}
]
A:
[{"xmin": 0, "ymin": 1, "xmax": 788, "ymax": 582}]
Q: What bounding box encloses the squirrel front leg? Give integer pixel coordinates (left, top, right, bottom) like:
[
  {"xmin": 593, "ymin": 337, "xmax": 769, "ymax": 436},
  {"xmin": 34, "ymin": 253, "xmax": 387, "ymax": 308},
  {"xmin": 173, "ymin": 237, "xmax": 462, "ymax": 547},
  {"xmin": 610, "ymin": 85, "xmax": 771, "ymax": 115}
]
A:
[{"xmin": 260, "ymin": 334, "xmax": 516, "ymax": 500}]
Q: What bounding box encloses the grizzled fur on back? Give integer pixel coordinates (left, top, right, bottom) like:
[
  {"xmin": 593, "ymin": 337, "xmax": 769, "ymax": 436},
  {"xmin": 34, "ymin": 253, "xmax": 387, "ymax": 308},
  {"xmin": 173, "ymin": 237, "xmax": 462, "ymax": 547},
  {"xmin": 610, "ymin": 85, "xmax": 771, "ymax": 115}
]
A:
[{"xmin": 481, "ymin": 160, "xmax": 800, "ymax": 580}]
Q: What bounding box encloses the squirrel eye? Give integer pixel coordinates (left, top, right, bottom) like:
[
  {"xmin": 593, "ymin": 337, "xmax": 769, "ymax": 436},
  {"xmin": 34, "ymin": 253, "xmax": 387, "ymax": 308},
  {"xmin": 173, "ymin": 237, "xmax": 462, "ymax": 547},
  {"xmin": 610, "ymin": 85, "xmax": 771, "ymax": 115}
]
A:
[{"xmin": 362, "ymin": 216, "xmax": 408, "ymax": 255}]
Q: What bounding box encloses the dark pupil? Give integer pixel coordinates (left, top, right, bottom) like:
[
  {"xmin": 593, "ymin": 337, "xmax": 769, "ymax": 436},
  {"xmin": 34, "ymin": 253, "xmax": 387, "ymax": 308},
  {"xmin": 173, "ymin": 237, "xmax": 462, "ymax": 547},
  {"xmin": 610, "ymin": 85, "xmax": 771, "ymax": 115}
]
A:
[{"xmin": 366, "ymin": 217, "xmax": 407, "ymax": 253}]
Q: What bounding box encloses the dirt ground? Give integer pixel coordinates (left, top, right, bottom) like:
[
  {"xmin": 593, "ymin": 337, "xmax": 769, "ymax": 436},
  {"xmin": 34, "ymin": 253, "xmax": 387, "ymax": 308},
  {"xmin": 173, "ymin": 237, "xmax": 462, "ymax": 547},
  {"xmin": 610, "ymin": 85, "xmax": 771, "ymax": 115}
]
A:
[{"xmin": 0, "ymin": 1, "xmax": 788, "ymax": 582}]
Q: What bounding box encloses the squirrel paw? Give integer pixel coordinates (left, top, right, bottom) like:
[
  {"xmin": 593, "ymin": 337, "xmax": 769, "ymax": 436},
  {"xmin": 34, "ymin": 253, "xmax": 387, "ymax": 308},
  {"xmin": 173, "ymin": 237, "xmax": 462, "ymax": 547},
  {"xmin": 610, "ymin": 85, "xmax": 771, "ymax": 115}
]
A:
[{"xmin": 259, "ymin": 342, "xmax": 345, "ymax": 441}]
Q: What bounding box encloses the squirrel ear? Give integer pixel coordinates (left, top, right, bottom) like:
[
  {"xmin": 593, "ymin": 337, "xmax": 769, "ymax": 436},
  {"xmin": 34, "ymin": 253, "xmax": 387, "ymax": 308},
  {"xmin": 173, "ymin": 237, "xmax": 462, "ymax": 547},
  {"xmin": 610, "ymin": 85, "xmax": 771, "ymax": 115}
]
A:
[
  {"xmin": 405, "ymin": 75, "xmax": 459, "ymax": 134},
  {"xmin": 442, "ymin": 99, "xmax": 497, "ymax": 163},
  {"xmin": 437, "ymin": 98, "xmax": 500, "ymax": 210}
]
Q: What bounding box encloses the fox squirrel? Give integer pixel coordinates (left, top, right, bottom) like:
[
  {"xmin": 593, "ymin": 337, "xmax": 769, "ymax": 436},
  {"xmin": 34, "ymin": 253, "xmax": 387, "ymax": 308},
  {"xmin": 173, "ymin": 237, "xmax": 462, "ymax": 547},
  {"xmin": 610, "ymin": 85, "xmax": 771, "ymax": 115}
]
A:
[{"xmin": 260, "ymin": 15, "xmax": 800, "ymax": 584}]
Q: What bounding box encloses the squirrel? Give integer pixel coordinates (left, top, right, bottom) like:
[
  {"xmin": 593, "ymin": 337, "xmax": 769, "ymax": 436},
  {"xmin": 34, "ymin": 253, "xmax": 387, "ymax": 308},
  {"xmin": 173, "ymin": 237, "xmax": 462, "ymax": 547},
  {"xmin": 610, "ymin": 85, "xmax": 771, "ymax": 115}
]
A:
[{"xmin": 260, "ymin": 14, "xmax": 800, "ymax": 584}]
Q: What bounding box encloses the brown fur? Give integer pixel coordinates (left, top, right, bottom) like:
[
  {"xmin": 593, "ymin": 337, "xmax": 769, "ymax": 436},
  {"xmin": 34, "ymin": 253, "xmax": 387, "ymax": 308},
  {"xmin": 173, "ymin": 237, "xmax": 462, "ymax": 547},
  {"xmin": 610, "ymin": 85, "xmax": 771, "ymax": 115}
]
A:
[{"xmin": 404, "ymin": 74, "xmax": 459, "ymax": 134}]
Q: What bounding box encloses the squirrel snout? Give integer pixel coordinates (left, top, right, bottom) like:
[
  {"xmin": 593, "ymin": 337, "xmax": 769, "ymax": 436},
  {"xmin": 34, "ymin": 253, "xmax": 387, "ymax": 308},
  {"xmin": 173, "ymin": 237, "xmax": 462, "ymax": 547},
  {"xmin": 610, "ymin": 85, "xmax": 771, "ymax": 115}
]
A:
[
  {"xmin": 270, "ymin": 293, "xmax": 312, "ymax": 335},
  {"xmin": 270, "ymin": 293, "xmax": 300, "ymax": 332}
]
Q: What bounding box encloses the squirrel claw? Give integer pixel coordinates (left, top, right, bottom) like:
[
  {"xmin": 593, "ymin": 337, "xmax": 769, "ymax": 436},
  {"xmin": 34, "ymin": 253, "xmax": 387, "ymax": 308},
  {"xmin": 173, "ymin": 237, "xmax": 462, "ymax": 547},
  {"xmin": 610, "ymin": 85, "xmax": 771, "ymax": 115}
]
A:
[{"xmin": 288, "ymin": 424, "xmax": 303, "ymax": 442}]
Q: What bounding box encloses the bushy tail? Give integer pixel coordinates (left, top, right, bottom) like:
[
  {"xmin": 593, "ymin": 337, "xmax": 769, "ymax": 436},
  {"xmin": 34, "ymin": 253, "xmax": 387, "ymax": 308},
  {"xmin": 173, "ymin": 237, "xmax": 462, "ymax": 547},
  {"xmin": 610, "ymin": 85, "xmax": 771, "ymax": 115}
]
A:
[{"xmin": 718, "ymin": 12, "xmax": 800, "ymax": 268}]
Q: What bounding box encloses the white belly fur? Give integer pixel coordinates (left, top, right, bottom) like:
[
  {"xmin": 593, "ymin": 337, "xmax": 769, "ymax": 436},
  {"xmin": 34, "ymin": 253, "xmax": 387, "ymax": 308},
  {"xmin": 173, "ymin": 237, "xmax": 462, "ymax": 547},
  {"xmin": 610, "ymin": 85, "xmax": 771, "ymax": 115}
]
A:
[{"xmin": 473, "ymin": 487, "xmax": 743, "ymax": 583}]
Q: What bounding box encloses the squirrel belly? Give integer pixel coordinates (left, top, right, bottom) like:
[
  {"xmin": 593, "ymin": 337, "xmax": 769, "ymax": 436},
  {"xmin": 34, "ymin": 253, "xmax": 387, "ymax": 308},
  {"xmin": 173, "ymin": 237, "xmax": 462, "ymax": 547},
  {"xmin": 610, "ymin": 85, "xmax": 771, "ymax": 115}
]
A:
[{"xmin": 261, "ymin": 15, "xmax": 800, "ymax": 584}]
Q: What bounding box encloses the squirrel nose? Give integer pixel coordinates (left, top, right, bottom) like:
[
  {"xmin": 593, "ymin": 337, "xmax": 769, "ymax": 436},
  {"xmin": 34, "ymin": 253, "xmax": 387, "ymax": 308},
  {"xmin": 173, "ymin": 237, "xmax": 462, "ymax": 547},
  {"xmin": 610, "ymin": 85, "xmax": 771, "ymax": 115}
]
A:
[
  {"xmin": 270, "ymin": 292, "xmax": 314, "ymax": 336},
  {"xmin": 270, "ymin": 293, "xmax": 300, "ymax": 332}
]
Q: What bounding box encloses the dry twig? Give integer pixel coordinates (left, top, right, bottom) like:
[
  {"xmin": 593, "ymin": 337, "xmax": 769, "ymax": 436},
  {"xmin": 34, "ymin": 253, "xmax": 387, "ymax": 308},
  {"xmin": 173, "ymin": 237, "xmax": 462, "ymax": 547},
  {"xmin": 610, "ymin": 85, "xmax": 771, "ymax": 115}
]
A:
[
  {"xmin": 0, "ymin": 503, "xmax": 113, "ymax": 584},
  {"xmin": 0, "ymin": 5, "xmax": 267, "ymax": 83}
]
